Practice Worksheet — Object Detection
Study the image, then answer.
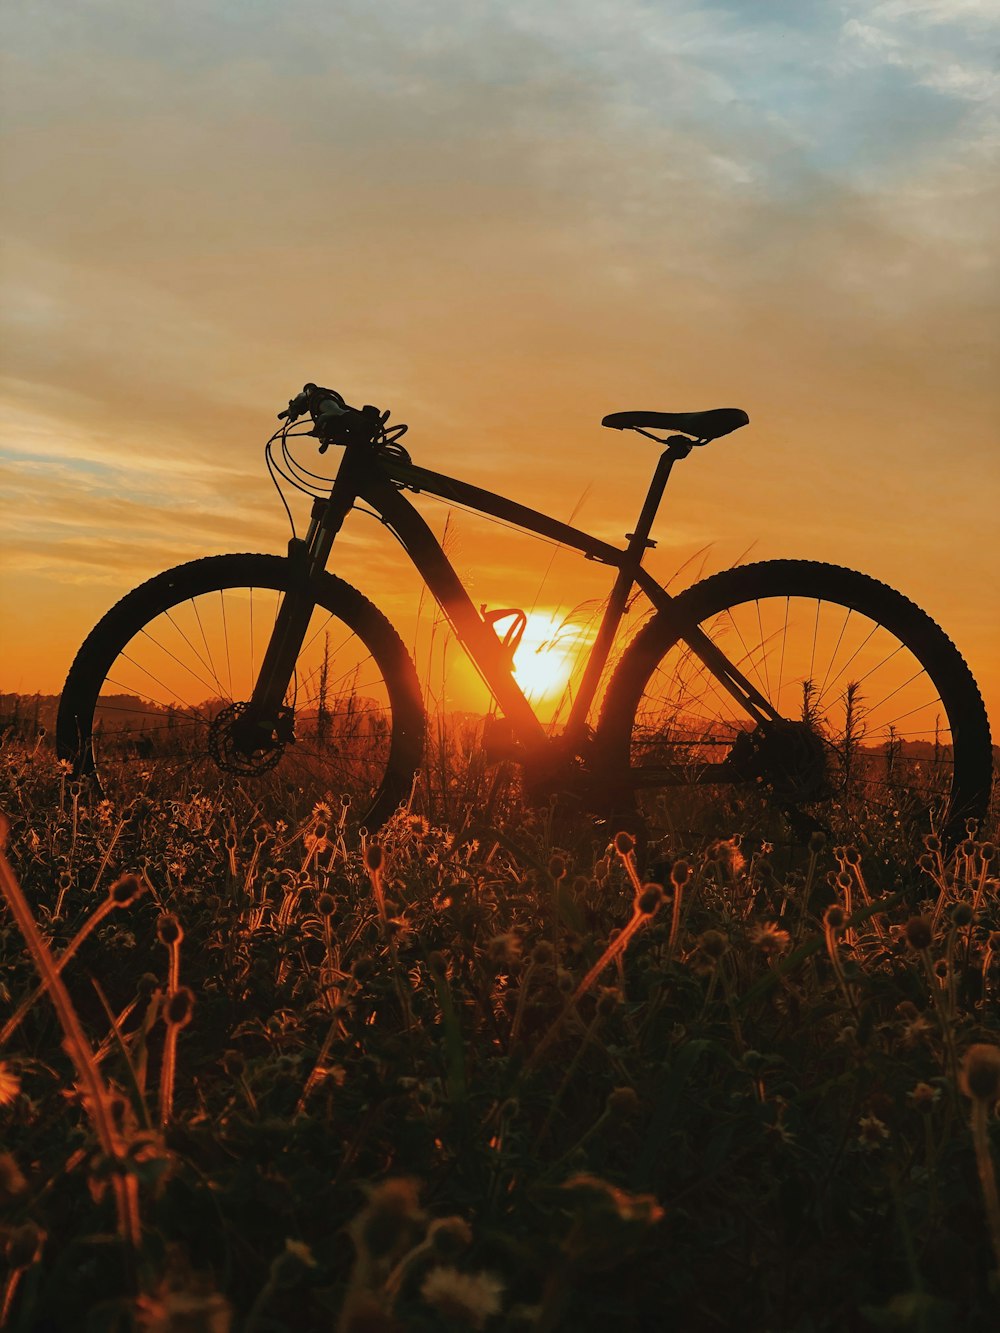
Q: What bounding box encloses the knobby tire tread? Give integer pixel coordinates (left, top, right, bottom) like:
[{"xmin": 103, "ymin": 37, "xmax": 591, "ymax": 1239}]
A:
[
  {"xmin": 57, "ymin": 553, "xmax": 426, "ymax": 831},
  {"xmin": 597, "ymin": 559, "xmax": 993, "ymax": 831}
]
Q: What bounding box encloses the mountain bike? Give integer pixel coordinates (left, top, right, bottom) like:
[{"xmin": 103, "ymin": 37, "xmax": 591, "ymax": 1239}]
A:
[{"xmin": 57, "ymin": 384, "xmax": 993, "ymax": 839}]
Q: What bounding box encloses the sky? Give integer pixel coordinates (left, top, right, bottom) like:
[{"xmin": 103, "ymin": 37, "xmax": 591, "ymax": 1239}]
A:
[{"xmin": 1, "ymin": 0, "xmax": 998, "ymax": 727}]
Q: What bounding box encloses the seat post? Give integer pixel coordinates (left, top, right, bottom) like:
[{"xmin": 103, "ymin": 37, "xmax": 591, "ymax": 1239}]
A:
[{"xmin": 624, "ymin": 438, "xmax": 690, "ymax": 567}]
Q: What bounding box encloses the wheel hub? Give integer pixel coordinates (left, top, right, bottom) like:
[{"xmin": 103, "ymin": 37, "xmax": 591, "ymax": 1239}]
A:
[
  {"xmin": 208, "ymin": 702, "xmax": 293, "ymax": 776},
  {"xmin": 729, "ymin": 720, "xmax": 831, "ymax": 803}
]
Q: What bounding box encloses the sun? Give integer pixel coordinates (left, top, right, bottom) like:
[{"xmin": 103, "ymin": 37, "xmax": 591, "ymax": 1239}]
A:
[{"xmin": 511, "ymin": 612, "xmax": 581, "ymax": 712}]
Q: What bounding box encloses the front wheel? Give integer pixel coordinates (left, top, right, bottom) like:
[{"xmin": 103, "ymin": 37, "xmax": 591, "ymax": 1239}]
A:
[
  {"xmin": 596, "ymin": 561, "xmax": 993, "ymax": 840},
  {"xmin": 57, "ymin": 554, "xmax": 426, "ymax": 829}
]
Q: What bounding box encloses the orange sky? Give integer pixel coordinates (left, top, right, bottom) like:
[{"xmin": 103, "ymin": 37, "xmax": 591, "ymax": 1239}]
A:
[{"xmin": 1, "ymin": 2, "xmax": 998, "ymax": 733}]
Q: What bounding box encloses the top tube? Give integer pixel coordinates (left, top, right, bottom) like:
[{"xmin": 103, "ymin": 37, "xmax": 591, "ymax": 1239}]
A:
[{"xmin": 378, "ymin": 457, "xmax": 625, "ymax": 568}]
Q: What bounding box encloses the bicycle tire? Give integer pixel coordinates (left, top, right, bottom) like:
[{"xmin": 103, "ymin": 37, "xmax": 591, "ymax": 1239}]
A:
[
  {"xmin": 596, "ymin": 560, "xmax": 993, "ymax": 839},
  {"xmin": 57, "ymin": 554, "xmax": 426, "ymax": 830}
]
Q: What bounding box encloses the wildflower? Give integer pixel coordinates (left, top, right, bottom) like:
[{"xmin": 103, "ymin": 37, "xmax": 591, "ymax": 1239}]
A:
[
  {"xmin": 857, "ymin": 1114, "xmax": 890, "ymax": 1151},
  {"xmin": 317, "ymin": 893, "xmax": 337, "ymax": 917},
  {"xmin": 950, "ymin": 901, "xmax": 973, "ymax": 927},
  {"xmin": 0, "ymin": 1151, "xmax": 28, "ymax": 1205},
  {"xmin": 530, "ymin": 940, "xmax": 555, "ymax": 967},
  {"xmin": 750, "ymin": 922, "xmax": 791, "ymax": 956},
  {"xmin": 709, "ymin": 837, "xmax": 745, "ymax": 877},
  {"xmin": 486, "ymin": 933, "xmax": 521, "ymax": 966},
  {"xmin": 420, "ymin": 1267, "xmax": 503, "ymax": 1329},
  {"xmin": 350, "ymin": 1179, "xmax": 425, "ymax": 1260},
  {"xmin": 135, "ymin": 1283, "xmax": 233, "ymax": 1333},
  {"xmin": 0, "ymin": 1060, "xmax": 22, "ymax": 1107},
  {"xmin": 908, "ymin": 1082, "xmax": 941, "ymax": 1113},
  {"xmin": 900, "ymin": 1013, "xmax": 933, "ymax": 1049},
  {"xmin": 560, "ymin": 1174, "xmax": 664, "ymax": 1226}
]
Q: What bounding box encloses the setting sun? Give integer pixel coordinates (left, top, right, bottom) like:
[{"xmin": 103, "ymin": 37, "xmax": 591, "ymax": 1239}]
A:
[{"xmin": 511, "ymin": 611, "xmax": 587, "ymax": 714}]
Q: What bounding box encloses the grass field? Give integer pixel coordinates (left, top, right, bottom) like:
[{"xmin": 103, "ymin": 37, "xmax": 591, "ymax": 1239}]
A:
[{"xmin": 1, "ymin": 734, "xmax": 998, "ymax": 1331}]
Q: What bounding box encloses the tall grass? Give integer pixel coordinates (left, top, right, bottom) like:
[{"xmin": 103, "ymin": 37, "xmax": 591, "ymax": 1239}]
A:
[{"xmin": 0, "ymin": 734, "xmax": 998, "ymax": 1330}]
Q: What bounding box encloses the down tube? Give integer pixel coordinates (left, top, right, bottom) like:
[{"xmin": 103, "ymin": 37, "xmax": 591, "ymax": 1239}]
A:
[{"xmin": 364, "ymin": 479, "xmax": 549, "ymax": 752}]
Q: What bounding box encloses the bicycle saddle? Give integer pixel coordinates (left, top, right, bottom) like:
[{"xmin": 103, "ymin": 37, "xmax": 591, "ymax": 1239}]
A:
[{"xmin": 601, "ymin": 408, "xmax": 749, "ymax": 440}]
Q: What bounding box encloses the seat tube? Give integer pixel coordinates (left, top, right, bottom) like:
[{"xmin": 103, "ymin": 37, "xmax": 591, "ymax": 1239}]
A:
[{"xmin": 568, "ymin": 445, "xmax": 684, "ymax": 736}]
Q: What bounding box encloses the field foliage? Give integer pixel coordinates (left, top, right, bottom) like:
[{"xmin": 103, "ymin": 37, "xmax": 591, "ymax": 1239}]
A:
[{"xmin": 0, "ymin": 736, "xmax": 998, "ymax": 1332}]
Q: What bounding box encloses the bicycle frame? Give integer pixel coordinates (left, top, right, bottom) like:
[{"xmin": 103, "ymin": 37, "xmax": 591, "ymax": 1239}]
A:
[{"xmin": 248, "ymin": 434, "xmax": 783, "ymax": 773}]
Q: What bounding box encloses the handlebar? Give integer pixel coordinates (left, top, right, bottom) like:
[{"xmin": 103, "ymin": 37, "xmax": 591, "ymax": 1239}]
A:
[{"xmin": 278, "ymin": 383, "xmax": 395, "ymax": 453}]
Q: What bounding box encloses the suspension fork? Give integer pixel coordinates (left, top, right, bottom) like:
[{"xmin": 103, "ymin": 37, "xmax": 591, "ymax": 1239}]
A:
[{"xmin": 240, "ymin": 449, "xmax": 363, "ymax": 742}]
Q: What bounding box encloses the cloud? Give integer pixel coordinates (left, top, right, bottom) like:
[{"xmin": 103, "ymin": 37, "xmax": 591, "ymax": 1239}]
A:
[{"xmin": 1, "ymin": 1, "xmax": 997, "ymax": 713}]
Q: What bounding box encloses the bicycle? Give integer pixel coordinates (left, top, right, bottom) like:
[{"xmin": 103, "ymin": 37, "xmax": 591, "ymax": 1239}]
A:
[{"xmin": 57, "ymin": 384, "xmax": 993, "ymax": 840}]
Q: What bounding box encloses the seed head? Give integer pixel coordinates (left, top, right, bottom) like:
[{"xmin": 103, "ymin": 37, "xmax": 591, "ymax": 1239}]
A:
[
  {"xmin": 670, "ymin": 860, "xmax": 691, "ymax": 888},
  {"xmin": 959, "ymin": 1043, "xmax": 1000, "ymax": 1103},
  {"xmin": 843, "ymin": 845, "xmax": 861, "ymax": 866},
  {"xmin": 950, "ymin": 901, "xmax": 973, "ymax": 928},
  {"xmin": 157, "ymin": 914, "xmax": 183, "ymax": 946},
  {"xmin": 824, "ymin": 905, "xmax": 846, "ymax": 932},
  {"xmin": 548, "ymin": 855, "xmax": 567, "ymax": 881},
  {"xmin": 700, "ymin": 929, "xmax": 729, "ymax": 959},
  {"xmin": 904, "ymin": 916, "xmax": 934, "ymax": 951},
  {"xmin": 596, "ymin": 987, "xmax": 621, "ymax": 1017},
  {"xmin": 354, "ymin": 1178, "xmax": 424, "ymax": 1259},
  {"xmin": 222, "ymin": 1049, "xmax": 245, "ymax": 1077},
  {"xmin": 808, "ymin": 830, "xmax": 826, "ymax": 853},
  {"xmin": 636, "ymin": 883, "xmax": 664, "ymax": 916},
  {"xmin": 613, "ymin": 831, "xmax": 635, "ymax": 856},
  {"xmin": 531, "ymin": 940, "xmax": 555, "ymax": 966},
  {"xmin": 606, "ymin": 1086, "xmax": 642, "ymax": 1120},
  {"xmin": 164, "ymin": 987, "xmax": 195, "ymax": 1028},
  {"xmin": 110, "ymin": 873, "xmax": 143, "ymax": 907},
  {"xmin": 317, "ymin": 892, "xmax": 337, "ymax": 918},
  {"xmin": 923, "ymin": 833, "xmax": 941, "ymax": 853},
  {"xmin": 4, "ymin": 1221, "xmax": 45, "ymax": 1270},
  {"xmin": 364, "ymin": 843, "xmax": 384, "ymax": 873}
]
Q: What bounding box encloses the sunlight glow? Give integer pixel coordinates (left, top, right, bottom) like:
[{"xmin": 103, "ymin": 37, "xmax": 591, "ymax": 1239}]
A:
[{"xmin": 511, "ymin": 611, "xmax": 585, "ymax": 712}]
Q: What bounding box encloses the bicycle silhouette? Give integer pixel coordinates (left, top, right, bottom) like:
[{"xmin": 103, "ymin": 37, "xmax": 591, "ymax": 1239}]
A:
[{"xmin": 58, "ymin": 383, "xmax": 992, "ymax": 837}]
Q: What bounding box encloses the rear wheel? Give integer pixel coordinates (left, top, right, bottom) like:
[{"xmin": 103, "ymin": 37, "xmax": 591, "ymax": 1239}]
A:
[
  {"xmin": 57, "ymin": 554, "xmax": 426, "ymax": 829},
  {"xmin": 597, "ymin": 561, "xmax": 993, "ymax": 841}
]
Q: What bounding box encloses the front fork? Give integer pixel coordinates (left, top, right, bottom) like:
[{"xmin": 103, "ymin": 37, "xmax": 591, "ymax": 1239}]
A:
[{"xmin": 233, "ymin": 476, "xmax": 356, "ymax": 755}]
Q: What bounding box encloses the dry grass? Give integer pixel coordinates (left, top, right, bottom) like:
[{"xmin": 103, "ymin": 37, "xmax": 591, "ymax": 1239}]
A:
[{"xmin": 0, "ymin": 734, "xmax": 998, "ymax": 1331}]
